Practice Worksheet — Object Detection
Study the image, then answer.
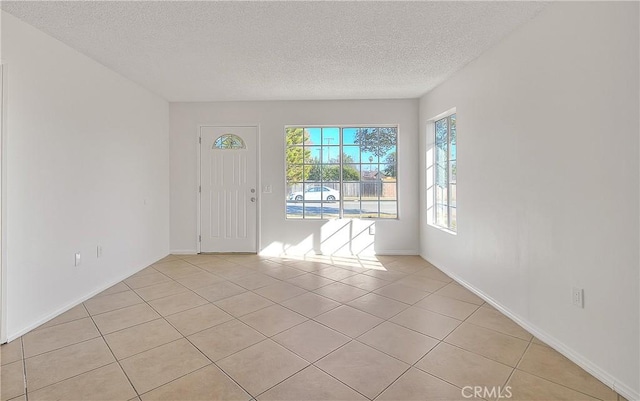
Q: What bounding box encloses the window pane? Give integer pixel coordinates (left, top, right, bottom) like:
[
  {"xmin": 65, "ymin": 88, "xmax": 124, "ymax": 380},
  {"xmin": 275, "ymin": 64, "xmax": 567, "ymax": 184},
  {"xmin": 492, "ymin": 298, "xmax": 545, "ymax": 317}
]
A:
[
  {"xmin": 285, "ymin": 146, "xmax": 305, "ymax": 165},
  {"xmin": 316, "ymin": 163, "xmax": 342, "ymax": 183},
  {"xmin": 303, "ymin": 201, "xmax": 322, "ymax": 219},
  {"xmin": 306, "ymin": 163, "xmax": 319, "ymax": 182},
  {"xmin": 342, "ymin": 182, "xmax": 360, "ymax": 202},
  {"xmin": 379, "ymin": 201, "xmax": 398, "ymax": 219},
  {"xmin": 321, "ymin": 146, "xmax": 340, "ymax": 163},
  {"xmin": 286, "ymin": 182, "xmax": 304, "ymax": 219},
  {"xmin": 322, "ymin": 127, "xmax": 340, "ymax": 146},
  {"xmin": 321, "ymin": 202, "xmax": 339, "ymax": 219},
  {"xmin": 380, "ymin": 145, "xmax": 396, "ymax": 177},
  {"xmin": 286, "ymin": 203, "xmax": 303, "ymax": 219},
  {"xmin": 436, "ymin": 204, "xmax": 448, "ymax": 227},
  {"xmin": 343, "ymin": 200, "xmax": 361, "ymax": 218},
  {"xmin": 343, "ymin": 128, "xmax": 358, "ymax": 145},
  {"xmin": 450, "ymin": 207, "xmax": 457, "ymax": 231},
  {"xmin": 381, "ymin": 180, "xmax": 397, "ymax": 201},
  {"xmin": 450, "ymin": 183, "xmax": 457, "ymax": 208},
  {"xmin": 286, "ymin": 128, "xmax": 306, "ymax": 146},
  {"xmin": 361, "ymin": 180, "xmax": 381, "ymax": 200},
  {"xmin": 308, "ymin": 146, "xmax": 321, "ymax": 162},
  {"xmin": 322, "ymin": 183, "xmax": 340, "ymax": 201},
  {"xmin": 436, "ymin": 165, "xmax": 448, "ymax": 189},
  {"xmin": 361, "ymin": 150, "xmax": 379, "ymax": 164},
  {"xmin": 342, "ymin": 146, "xmax": 361, "ymax": 163},
  {"xmin": 450, "ymin": 160, "xmax": 457, "ymax": 184},
  {"xmin": 449, "ymin": 114, "xmax": 456, "ymax": 162},
  {"xmin": 343, "ymin": 164, "xmax": 361, "ymax": 182},
  {"xmin": 435, "ymin": 184, "xmax": 445, "ymax": 205},
  {"xmin": 306, "ymin": 183, "xmax": 328, "ymax": 200},
  {"xmin": 361, "ymin": 200, "xmax": 379, "ymax": 218},
  {"xmin": 360, "ymin": 164, "xmax": 378, "ymax": 181},
  {"xmin": 306, "ymin": 128, "xmax": 321, "ymax": 145},
  {"xmin": 381, "ymin": 159, "xmax": 396, "ymax": 179},
  {"xmin": 435, "ymin": 118, "xmax": 448, "ymax": 168}
]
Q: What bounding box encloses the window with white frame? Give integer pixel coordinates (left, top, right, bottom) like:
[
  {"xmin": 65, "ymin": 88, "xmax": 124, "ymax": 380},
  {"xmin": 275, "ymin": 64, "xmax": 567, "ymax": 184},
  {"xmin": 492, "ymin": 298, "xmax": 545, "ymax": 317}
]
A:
[
  {"xmin": 434, "ymin": 114, "xmax": 456, "ymax": 231},
  {"xmin": 285, "ymin": 126, "xmax": 398, "ymax": 219}
]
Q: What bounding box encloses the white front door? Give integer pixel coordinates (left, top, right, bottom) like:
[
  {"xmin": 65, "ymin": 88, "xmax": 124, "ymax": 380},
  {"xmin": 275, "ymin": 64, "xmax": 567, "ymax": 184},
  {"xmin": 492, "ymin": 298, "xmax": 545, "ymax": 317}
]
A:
[{"xmin": 200, "ymin": 126, "xmax": 258, "ymax": 253}]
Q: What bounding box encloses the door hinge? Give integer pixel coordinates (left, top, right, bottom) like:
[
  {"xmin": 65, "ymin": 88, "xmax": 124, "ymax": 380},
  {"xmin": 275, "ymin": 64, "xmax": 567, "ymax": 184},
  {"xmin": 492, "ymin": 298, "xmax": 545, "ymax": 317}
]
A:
[
  {"xmin": 199, "ymin": 235, "xmax": 201, "ymax": 242},
  {"xmin": 199, "ymin": 185, "xmax": 201, "ymax": 193},
  {"xmin": 199, "ymin": 137, "xmax": 201, "ymax": 144}
]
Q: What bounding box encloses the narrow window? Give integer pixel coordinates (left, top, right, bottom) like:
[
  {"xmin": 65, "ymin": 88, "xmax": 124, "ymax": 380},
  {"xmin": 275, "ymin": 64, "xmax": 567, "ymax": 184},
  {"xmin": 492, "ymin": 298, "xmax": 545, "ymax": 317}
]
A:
[{"xmin": 434, "ymin": 114, "xmax": 456, "ymax": 231}]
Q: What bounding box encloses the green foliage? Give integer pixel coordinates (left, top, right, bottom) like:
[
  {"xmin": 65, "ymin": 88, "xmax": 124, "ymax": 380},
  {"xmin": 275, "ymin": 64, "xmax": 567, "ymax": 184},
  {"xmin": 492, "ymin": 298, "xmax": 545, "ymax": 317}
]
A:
[
  {"xmin": 307, "ymin": 160, "xmax": 323, "ymax": 181},
  {"xmin": 307, "ymin": 159, "xmax": 359, "ymax": 181},
  {"xmin": 435, "ymin": 114, "xmax": 456, "ymax": 152},
  {"xmin": 354, "ymin": 127, "xmax": 397, "ymax": 158},
  {"xmin": 342, "ymin": 153, "xmax": 354, "ymax": 163},
  {"xmin": 342, "ymin": 165, "xmax": 360, "ymax": 181},
  {"xmin": 286, "ymin": 128, "xmax": 311, "ymax": 183},
  {"xmin": 383, "ymin": 151, "xmax": 396, "ymax": 178}
]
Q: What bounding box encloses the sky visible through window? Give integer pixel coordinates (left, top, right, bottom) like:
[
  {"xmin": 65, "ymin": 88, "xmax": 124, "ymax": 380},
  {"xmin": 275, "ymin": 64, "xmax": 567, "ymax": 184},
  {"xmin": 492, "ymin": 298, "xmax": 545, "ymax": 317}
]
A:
[{"xmin": 286, "ymin": 126, "xmax": 398, "ymax": 220}]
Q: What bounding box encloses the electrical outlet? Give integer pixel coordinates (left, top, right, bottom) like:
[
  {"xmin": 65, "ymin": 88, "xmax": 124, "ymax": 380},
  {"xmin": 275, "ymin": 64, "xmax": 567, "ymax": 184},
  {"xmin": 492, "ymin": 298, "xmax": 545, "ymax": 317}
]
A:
[
  {"xmin": 572, "ymin": 287, "xmax": 584, "ymax": 308},
  {"xmin": 97, "ymin": 245, "xmax": 103, "ymax": 258},
  {"xmin": 369, "ymin": 224, "xmax": 376, "ymax": 235},
  {"xmin": 263, "ymin": 185, "xmax": 272, "ymax": 194},
  {"xmin": 75, "ymin": 252, "xmax": 81, "ymax": 267}
]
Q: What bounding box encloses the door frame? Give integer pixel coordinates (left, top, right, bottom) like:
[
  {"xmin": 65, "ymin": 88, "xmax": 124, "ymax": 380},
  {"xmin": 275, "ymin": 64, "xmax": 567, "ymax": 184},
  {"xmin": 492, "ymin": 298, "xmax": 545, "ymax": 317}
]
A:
[
  {"xmin": 1, "ymin": 64, "xmax": 7, "ymax": 343},
  {"xmin": 196, "ymin": 124, "xmax": 261, "ymax": 254}
]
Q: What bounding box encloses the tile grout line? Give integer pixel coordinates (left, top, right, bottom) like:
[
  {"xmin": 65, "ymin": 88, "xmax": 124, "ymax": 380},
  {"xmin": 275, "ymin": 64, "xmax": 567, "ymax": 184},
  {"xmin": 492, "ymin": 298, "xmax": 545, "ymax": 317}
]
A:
[
  {"xmin": 19, "ymin": 254, "xmax": 616, "ymax": 401},
  {"xmin": 243, "ymin": 265, "xmax": 439, "ymax": 400},
  {"xmin": 371, "ymin": 289, "xmax": 518, "ymax": 398},
  {"xmin": 308, "ymin": 339, "xmax": 376, "ymax": 401},
  {"xmin": 403, "ymin": 295, "xmax": 520, "ymax": 392},
  {"xmin": 15, "ymin": 257, "xmax": 436, "ymax": 392},
  {"xmin": 20, "ymin": 336, "xmax": 28, "ymax": 401},
  {"xmin": 84, "ymin": 302, "xmax": 141, "ymax": 399},
  {"xmin": 124, "ymin": 263, "xmax": 261, "ymax": 399},
  {"xmin": 509, "ymin": 340, "xmax": 614, "ymax": 401},
  {"xmin": 176, "ymin": 255, "xmax": 405, "ymax": 400},
  {"xmin": 113, "ymin": 264, "xmax": 231, "ymax": 397},
  {"xmin": 162, "ymin": 253, "xmax": 330, "ymax": 400}
]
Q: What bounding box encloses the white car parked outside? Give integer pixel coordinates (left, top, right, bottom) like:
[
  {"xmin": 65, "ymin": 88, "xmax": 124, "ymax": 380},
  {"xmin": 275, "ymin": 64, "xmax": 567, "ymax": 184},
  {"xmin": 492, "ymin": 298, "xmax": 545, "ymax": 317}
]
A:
[{"xmin": 288, "ymin": 186, "xmax": 340, "ymax": 201}]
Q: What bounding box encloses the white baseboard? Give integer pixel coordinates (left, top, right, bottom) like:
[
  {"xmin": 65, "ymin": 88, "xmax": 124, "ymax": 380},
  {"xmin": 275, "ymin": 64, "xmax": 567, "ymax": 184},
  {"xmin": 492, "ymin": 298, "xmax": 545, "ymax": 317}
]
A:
[
  {"xmin": 6, "ymin": 253, "xmax": 170, "ymax": 342},
  {"xmin": 420, "ymin": 254, "xmax": 639, "ymax": 401},
  {"xmin": 170, "ymin": 250, "xmax": 198, "ymax": 255}
]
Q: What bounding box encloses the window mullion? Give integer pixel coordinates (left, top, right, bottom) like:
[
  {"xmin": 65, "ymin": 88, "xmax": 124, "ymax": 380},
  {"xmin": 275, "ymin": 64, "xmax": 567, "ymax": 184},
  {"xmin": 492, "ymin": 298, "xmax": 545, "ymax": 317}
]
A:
[
  {"xmin": 446, "ymin": 116, "xmax": 451, "ymax": 230},
  {"xmin": 339, "ymin": 128, "xmax": 344, "ymax": 219},
  {"xmin": 448, "ymin": 115, "xmax": 453, "ymax": 231},
  {"xmin": 445, "ymin": 117, "xmax": 451, "ymax": 228}
]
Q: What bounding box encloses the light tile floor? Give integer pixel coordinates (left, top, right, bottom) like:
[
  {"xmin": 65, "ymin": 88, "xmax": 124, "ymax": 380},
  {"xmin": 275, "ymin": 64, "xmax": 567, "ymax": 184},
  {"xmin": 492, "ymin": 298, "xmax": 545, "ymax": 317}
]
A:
[{"xmin": 0, "ymin": 254, "xmax": 627, "ymax": 401}]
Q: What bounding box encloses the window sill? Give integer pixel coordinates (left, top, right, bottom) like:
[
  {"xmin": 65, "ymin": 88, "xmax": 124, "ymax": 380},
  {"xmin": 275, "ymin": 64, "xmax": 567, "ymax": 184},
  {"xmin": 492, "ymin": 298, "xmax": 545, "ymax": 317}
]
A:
[{"xmin": 427, "ymin": 223, "xmax": 457, "ymax": 236}]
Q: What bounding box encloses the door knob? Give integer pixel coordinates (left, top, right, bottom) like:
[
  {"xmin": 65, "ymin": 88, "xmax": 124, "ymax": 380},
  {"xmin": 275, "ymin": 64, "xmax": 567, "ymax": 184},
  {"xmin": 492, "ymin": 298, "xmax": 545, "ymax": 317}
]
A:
[
  {"xmin": 251, "ymin": 197, "xmax": 256, "ymax": 202},
  {"xmin": 251, "ymin": 188, "xmax": 256, "ymax": 193}
]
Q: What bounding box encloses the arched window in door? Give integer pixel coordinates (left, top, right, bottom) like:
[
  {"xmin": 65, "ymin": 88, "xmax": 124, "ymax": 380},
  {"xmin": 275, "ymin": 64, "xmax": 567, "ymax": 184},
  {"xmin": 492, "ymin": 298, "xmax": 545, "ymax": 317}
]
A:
[{"xmin": 213, "ymin": 134, "xmax": 246, "ymax": 149}]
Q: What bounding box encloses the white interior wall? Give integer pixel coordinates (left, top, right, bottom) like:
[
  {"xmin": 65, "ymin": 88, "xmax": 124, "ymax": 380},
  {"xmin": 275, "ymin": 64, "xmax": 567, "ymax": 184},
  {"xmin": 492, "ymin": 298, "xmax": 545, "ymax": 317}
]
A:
[
  {"xmin": 170, "ymin": 99, "xmax": 419, "ymax": 256},
  {"xmin": 419, "ymin": 2, "xmax": 639, "ymax": 398},
  {"xmin": 1, "ymin": 11, "xmax": 170, "ymax": 340}
]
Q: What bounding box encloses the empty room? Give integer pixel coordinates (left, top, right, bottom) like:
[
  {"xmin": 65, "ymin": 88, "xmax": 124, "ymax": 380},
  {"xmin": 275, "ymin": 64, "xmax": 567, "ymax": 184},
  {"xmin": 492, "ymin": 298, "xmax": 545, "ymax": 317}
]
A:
[{"xmin": 0, "ymin": 1, "xmax": 638, "ymax": 401}]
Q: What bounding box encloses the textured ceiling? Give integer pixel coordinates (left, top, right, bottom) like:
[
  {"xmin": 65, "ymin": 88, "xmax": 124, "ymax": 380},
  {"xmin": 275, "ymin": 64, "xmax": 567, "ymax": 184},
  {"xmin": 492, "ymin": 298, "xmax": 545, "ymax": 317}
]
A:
[{"xmin": 2, "ymin": 1, "xmax": 547, "ymax": 102}]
